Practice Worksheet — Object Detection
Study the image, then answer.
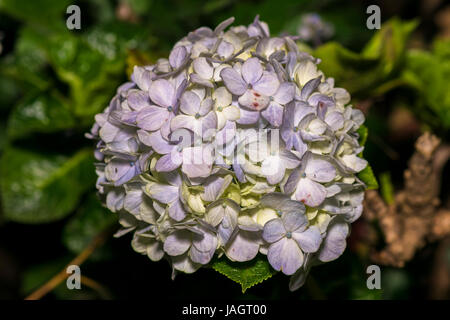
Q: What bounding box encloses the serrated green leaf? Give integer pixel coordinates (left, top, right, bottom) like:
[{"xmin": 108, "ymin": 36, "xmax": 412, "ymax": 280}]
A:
[
  {"xmin": 358, "ymin": 165, "xmax": 378, "ymax": 190},
  {"xmin": 0, "ymin": 147, "xmax": 96, "ymax": 223},
  {"xmin": 211, "ymin": 255, "xmax": 276, "ymax": 293}
]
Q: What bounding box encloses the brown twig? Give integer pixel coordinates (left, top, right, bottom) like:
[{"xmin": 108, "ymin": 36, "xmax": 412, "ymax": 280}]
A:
[
  {"xmin": 364, "ymin": 132, "xmax": 450, "ymax": 267},
  {"xmin": 80, "ymin": 275, "xmax": 113, "ymax": 300},
  {"xmin": 25, "ymin": 227, "xmax": 113, "ymax": 300}
]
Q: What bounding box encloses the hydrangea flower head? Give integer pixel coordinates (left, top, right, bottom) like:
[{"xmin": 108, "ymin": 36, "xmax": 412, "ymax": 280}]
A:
[{"xmin": 88, "ymin": 16, "xmax": 368, "ymax": 291}]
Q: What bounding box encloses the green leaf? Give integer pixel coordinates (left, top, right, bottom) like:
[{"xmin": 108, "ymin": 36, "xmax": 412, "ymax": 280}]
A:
[
  {"xmin": 357, "ymin": 125, "xmax": 368, "ymax": 146},
  {"xmin": 0, "ymin": 147, "xmax": 96, "ymax": 223},
  {"xmin": 379, "ymin": 172, "xmax": 395, "ymax": 205},
  {"xmin": 0, "ymin": 76, "xmax": 20, "ymax": 110},
  {"xmin": 402, "ymin": 40, "xmax": 450, "ymax": 129},
  {"xmin": 46, "ymin": 23, "xmax": 149, "ymax": 119},
  {"xmin": 7, "ymin": 93, "xmax": 75, "ymax": 140},
  {"xmin": 314, "ymin": 42, "xmax": 379, "ymax": 95},
  {"xmin": 358, "ymin": 165, "xmax": 379, "ymax": 190},
  {"xmin": 314, "ymin": 18, "xmax": 417, "ymax": 96},
  {"xmin": 62, "ymin": 194, "xmax": 116, "ymax": 256},
  {"xmin": 362, "ymin": 18, "xmax": 418, "ymax": 73},
  {"xmin": 211, "ymin": 255, "xmax": 277, "ymax": 293},
  {"xmin": 0, "ymin": 122, "xmax": 6, "ymax": 153},
  {"xmin": 0, "ymin": 0, "xmax": 71, "ymax": 31}
]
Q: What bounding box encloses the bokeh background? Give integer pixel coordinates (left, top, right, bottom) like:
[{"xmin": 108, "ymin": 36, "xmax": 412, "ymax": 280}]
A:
[{"xmin": 0, "ymin": 0, "xmax": 449, "ymax": 300}]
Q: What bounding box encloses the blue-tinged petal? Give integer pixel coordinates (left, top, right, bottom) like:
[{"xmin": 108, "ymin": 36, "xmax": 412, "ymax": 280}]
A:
[
  {"xmin": 199, "ymin": 98, "xmax": 214, "ymax": 116},
  {"xmin": 193, "ymin": 57, "xmax": 214, "ymax": 80},
  {"xmin": 218, "ymin": 220, "xmax": 234, "ymax": 245},
  {"xmin": 262, "ymin": 218, "xmax": 286, "ymax": 243},
  {"xmin": 190, "ymin": 73, "xmax": 214, "ymax": 88},
  {"xmin": 124, "ymin": 188, "xmax": 143, "ymax": 215},
  {"xmin": 181, "ymin": 146, "xmax": 213, "ymax": 178},
  {"xmin": 300, "ymin": 77, "xmax": 321, "ymax": 100},
  {"xmin": 261, "ymin": 102, "xmax": 283, "ymax": 127},
  {"xmin": 236, "ymin": 108, "xmax": 260, "ymax": 125},
  {"xmin": 241, "ymin": 57, "xmax": 263, "ymax": 85},
  {"xmin": 106, "ymin": 189, "xmax": 125, "ymax": 213},
  {"xmin": 284, "ymin": 168, "xmax": 302, "ymax": 194},
  {"xmin": 292, "ymin": 226, "xmax": 322, "ymax": 253},
  {"xmin": 217, "ymin": 40, "xmax": 234, "ymax": 58},
  {"xmin": 127, "ymin": 90, "xmax": 151, "ymax": 111},
  {"xmin": 220, "ymin": 67, "xmax": 247, "ymax": 96},
  {"xmin": 171, "ymin": 114, "xmax": 196, "ymax": 133},
  {"xmin": 318, "ymin": 220, "xmax": 349, "ymax": 262},
  {"xmin": 279, "ymin": 150, "xmax": 301, "ymax": 169},
  {"xmin": 131, "ymin": 66, "xmax": 153, "ymax": 91},
  {"xmin": 282, "ymin": 211, "xmax": 308, "ymax": 233},
  {"xmin": 325, "ymin": 111, "xmax": 344, "ymax": 131},
  {"xmin": 169, "ymin": 45, "xmax": 187, "ymax": 69},
  {"xmin": 155, "ymin": 152, "xmax": 182, "ymax": 172},
  {"xmin": 273, "ymin": 82, "xmax": 296, "ymax": 104},
  {"xmin": 164, "ymin": 230, "xmax": 192, "ymax": 256},
  {"xmin": 171, "ymin": 254, "xmax": 201, "ymax": 273},
  {"xmin": 278, "ymin": 199, "xmax": 306, "ymax": 217},
  {"xmin": 294, "ymin": 178, "xmax": 327, "ymax": 207},
  {"xmin": 267, "ymin": 238, "xmax": 304, "ymax": 275},
  {"xmin": 105, "ymin": 159, "xmax": 138, "ymax": 186},
  {"xmin": 201, "ymin": 176, "xmax": 231, "ymax": 202},
  {"xmin": 149, "ymin": 79, "xmax": 176, "ymax": 108},
  {"xmin": 136, "ymin": 106, "xmax": 170, "ymax": 131},
  {"xmin": 225, "ymin": 230, "xmax": 260, "ymax": 262},
  {"xmin": 305, "ymin": 158, "xmax": 336, "ymax": 183},
  {"xmin": 201, "ymin": 111, "xmax": 217, "ymax": 138},
  {"xmin": 168, "ymin": 199, "xmax": 187, "ymax": 222},
  {"xmin": 189, "ymin": 245, "xmax": 215, "ymax": 265},
  {"xmin": 253, "ymin": 71, "xmax": 280, "ymax": 96},
  {"xmin": 99, "ymin": 122, "xmax": 121, "ymax": 144},
  {"xmin": 192, "ymin": 229, "xmax": 217, "ymax": 253},
  {"xmin": 260, "ymin": 192, "xmax": 291, "ymax": 210},
  {"xmin": 146, "ymin": 130, "xmax": 173, "ymax": 154},
  {"xmin": 146, "ymin": 183, "xmax": 179, "ymax": 204},
  {"xmin": 180, "ymin": 90, "xmax": 201, "ymax": 115}
]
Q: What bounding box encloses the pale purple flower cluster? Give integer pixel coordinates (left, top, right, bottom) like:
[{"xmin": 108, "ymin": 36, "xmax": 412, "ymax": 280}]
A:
[{"xmin": 88, "ymin": 16, "xmax": 368, "ymax": 291}]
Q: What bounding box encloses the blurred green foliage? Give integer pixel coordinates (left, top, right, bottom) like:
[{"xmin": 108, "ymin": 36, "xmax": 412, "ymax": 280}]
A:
[
  {"xmin": 402, "ymin": 39, "xmax": 450, "ymax": 129},
  {"xmin": 0, "ymin": 0, "xmax": 449, "ymax": 300}
]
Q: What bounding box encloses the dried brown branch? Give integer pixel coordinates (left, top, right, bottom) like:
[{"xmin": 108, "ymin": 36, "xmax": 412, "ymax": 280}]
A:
[
  {"xmin": 364, "ymin": 132, "xmax": 450, "ymax": 267},
  {"xmin": 25, "ymin": 227, "xmax": 113, "ymax": 300}
]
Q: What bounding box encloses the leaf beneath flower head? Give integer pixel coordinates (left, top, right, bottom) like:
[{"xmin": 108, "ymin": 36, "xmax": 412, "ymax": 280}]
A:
[
  {"xmin": 354, "ymin": 124, "xmax": 378, "ymax": 189},
  {"xmin": 356, "ymin": 125, "xmax": 368, "ymax": 147},
  {"xmin": 211, "ymin": 255, "xmax": 277, "ymax": 293},
  {"xmin": 358, "ymin": 164, "xmax": 378, "ymax": 190}
]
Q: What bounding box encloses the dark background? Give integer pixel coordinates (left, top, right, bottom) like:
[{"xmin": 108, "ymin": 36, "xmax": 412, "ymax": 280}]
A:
[{"xmin": 0, "ymin": 0, "xmax": 449, "ymax": 300}]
